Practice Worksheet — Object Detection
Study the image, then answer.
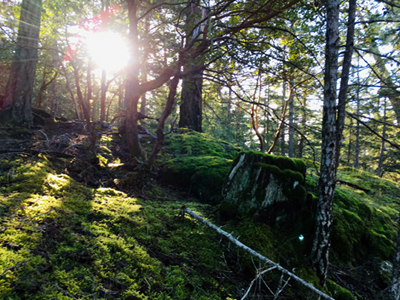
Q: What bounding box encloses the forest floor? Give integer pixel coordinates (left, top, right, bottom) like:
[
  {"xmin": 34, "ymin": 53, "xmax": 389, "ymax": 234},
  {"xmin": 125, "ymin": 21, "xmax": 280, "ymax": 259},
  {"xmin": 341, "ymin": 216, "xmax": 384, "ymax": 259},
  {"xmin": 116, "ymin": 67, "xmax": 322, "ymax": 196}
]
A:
[{"xmin": 0, "ymin": 117, "xmax": 399, "ymax": 299}]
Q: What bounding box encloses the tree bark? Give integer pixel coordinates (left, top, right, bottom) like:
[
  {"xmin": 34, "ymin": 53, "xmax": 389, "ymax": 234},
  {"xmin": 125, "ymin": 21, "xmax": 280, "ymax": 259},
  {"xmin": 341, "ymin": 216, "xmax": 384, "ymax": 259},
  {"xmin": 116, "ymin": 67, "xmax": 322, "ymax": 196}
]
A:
[
  {"xmin": 178, "ymin": 1, "xmax": 209, "ymax": 132},
  {"xmin": 376, "ymin": 98, "xmax": 386, "ymax": 177},
  {"xmin": 311, "ymin": 0, "xmax": 340, "ymax": 284},
  {"xmin": 62, "ymin": 64, "xmax": 81, "ymax": 120},
  {"xmin": 354, "ymin": 83, "xmax": 360, "ymax": 168},
  {"xmin": 298, "ymin": 96, "xmax": 306, "ymax": 158},
  {"xmin": 280, "ymin": 79, "xmax": 287, "ymax": 156},
  {"xmin": 140, "ymin": 17, "xmax": 150, "ymax": 117},
  {"xmin": 125, "ymin": 0, "xmax": 146, "ymax": 160},
  {"xmin": 4, "ymin": 0, "xmax": 42, "ymax": 127},
  {"xmin": 100, "ymin": 68, "xmax": 107, "ymax": 123},
  {"xmin": 335, "ymin": 0, "xmax": 356, "ymax": 168},
  {"xmin": 288, "ymin": 76, "xmax": 295, "ymax": 158},
  {"xmin": 71, "ymin": 61, "xmax": 96, "ymax": 152},
  {"xmin": 149, "ymin": 75, "xmax": 180, "ymax": 165}
]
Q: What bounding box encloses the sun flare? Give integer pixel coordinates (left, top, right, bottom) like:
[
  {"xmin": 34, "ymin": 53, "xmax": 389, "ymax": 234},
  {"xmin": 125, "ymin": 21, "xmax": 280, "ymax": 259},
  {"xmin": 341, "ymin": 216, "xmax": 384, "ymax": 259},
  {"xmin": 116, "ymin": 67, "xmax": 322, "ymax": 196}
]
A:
[{"xmin": 86, "ymin": 32, "xmax": 129, "ymax": 72}]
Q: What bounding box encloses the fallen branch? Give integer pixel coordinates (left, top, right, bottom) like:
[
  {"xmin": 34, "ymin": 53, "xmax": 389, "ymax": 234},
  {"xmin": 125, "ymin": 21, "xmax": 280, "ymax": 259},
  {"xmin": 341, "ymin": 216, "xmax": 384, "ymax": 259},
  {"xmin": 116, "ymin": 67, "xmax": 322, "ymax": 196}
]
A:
[
  {"xmin": 0, "ymin": 259, "xmax": 32, "ymax": 277},
  {"xmin": 241, "ymin": 266, "xmax": 277, "ymax": 299},
  {"xmin": 182, "ymin": 208, "xmax": 334, "ymax": 300}
]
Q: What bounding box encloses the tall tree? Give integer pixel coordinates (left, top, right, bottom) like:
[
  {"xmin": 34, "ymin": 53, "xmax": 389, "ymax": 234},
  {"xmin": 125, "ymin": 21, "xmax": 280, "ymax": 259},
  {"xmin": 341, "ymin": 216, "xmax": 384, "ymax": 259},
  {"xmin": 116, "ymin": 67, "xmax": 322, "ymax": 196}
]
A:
[
  {"xmin": 178, "ymin": 0, "xmax": 209, "ymax": 132},
  {"xmin": 310, "ymin": 0, "xmax": 340, "ymax": 283},
  {"xmin": 3, "ymin": 0, "xmax": 43, "ymax": 127},
  {"xmin": 335, "ymin": 0, "xmax": 356, "ymax": 167}
]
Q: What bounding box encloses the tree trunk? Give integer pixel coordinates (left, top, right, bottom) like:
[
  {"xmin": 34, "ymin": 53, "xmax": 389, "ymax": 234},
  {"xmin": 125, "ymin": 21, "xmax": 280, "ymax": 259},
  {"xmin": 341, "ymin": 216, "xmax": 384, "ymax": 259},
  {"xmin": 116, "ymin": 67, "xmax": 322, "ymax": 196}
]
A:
[
  {"xmin": 100, "ymin": 68, "xmax": 107, "ymax": 123},
  {"xmin": 354, "ymin": 81, "xmax": 360, "ymax": 169},
  {"xmin": 376, "ymin": 98, "xmax": 386, "ymax": 177},
  {"xmin": 179, "ymin": 69, "xmax": 203, "ymax": 132},
  {"xmin": 149, "ymin": 76, "xmax": 180, "ymax": 165},
  {"xmin": 311, "ymin": 0, "xmax": 340, "ymax": 284},
  {"xmin": 288, "ymin": 76, "xmax": 294, "ymax": 158},
  {"xmin": 140, "ymin": 17, "xmax": 149, "ymax": 117},
  {"xmin": 126, "ymin": 0, "xmax": 146, "ymax": 160},
  {"xmin": 347, "ymin": 117, "xmax": 353, "ymax": 166},
  {"xmin": 298, "ymin": 96, "xmax": 306, "ymax": 159},
  {"xmin": 178, "ymin": 2, "xmax": 209, "ymax": 132},
  {"xmin": 280, "ymin": 79, "xmax": 286, "ymax": 156},
  {"xmin": 62, "ymin": 64, "xmax": 81, "ymax": 120},
  {"xmin": 71, "ymin": 61, "xmax": 96, "ymax": 152},
  {"xmin": 4, "ymin": 0, "xmax": 42, "ymax": 127},
  {"xmin": 335, "ymin": 0, "xmax": 356, "ymax": 168}
]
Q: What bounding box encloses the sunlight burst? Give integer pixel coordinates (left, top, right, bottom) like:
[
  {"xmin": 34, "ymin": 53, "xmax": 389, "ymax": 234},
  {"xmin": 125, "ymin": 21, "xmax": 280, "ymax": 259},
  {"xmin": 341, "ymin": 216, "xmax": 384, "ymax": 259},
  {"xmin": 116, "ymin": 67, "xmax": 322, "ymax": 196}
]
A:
[{"xmin": 86, "ymin": 32, "xmax": 129, "ymax": 72}]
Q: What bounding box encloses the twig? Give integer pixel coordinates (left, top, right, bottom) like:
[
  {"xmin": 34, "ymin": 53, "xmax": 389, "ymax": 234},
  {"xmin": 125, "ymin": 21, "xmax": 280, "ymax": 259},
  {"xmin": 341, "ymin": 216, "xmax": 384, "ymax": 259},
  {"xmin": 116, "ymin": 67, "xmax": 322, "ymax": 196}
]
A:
[
  {"xmin": 183, "ymin": 208, "xmax": 334, "ymax": 300},
  {"xmin": 0, "ymin": 259, "xmax": 32, "ymax": 277},
  {"xmin": 347, "ymin": 112, "xmax": 400, "ymax": 150},
  {"xmin": 241, "ymin": 266, "xmax": 277, "ymax": 299}
]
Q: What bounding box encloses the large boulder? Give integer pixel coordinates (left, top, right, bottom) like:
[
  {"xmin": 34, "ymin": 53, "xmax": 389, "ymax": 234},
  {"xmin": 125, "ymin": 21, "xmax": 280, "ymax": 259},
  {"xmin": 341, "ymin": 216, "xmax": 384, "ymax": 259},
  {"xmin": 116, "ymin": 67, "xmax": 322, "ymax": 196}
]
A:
[{"xmin": 221, "ymin": 151, "xmax": 315, "ymax": 236}]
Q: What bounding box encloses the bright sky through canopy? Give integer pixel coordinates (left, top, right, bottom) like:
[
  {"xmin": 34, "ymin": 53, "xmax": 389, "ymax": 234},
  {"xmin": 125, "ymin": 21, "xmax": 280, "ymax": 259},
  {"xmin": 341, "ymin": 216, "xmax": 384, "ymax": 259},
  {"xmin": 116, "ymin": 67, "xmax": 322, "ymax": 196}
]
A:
[{"xmin": 86, "ymin": 32, "xmax": 129, "ymax": 72}]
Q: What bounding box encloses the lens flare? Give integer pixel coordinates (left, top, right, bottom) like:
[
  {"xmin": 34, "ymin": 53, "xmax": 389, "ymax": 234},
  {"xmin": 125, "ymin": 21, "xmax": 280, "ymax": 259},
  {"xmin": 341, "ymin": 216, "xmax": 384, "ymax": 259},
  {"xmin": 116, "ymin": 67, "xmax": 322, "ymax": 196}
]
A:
[{"xmin": 86, "ymin": 32, "xmax": 129, "ymax": 72}]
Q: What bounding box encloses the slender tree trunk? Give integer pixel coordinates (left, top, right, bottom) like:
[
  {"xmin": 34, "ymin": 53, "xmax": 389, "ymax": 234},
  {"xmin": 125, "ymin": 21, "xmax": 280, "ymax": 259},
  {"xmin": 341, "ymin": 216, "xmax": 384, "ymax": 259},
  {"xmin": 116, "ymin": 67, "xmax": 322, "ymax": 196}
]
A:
[
  {"xmin": 4, "ymin": 0, "xmax": 42, "ymax": 127},
  {"xmin": 288, "ymin": 76, "xmax": 295, "ymax": 158},
  {"xmin": 227, "ymin": 86, "xmax": 232, "ymax": 124},
  {"xmin": 100, "ymin": 68, "xmax": 107, "ymax": 123},
  {"xmin": 298, "ymin": 96, "xmax": 306, "ymax": 159},
  {"xmin": 311, "ymin": 0, "xmax": 340, "ymax": 283},
  {"xmin": 280, "ymin": 79, "xmax": 286, "ymax": 156},
  {"xmin": 376, "ymin": 98, "xmax": 386, "ymax": 177},
  {"xmin": 62, "ymin": 64, "xmax": 81, "ymax": 120},
  {"xmin": 347, "ymin": 117, "xmax": 353, "ymax": 166},
  {"xmin": 71, "ymin": 61, "xmax": 96, "ymax": 152},
  {"xmin": 50, "ymin": 77, "xmax": 58, "ymax": 117},
  {"xmin": 149, "ymin": 75, "xmax": 180, "ymax": 164},
  {"xmin": 353, "ymin": 55, "xmax": 361, "ymax": 168},
  {"xmin": 354, "ymin": 82, "xmax": 360, "ymax": 169},
  {"xmin": 335, "ymin": 0, "xmax": 356, "ymax": 168},
  {"xmin": 35, "ymin": 67, "xmax": 58, "ymax": 109}
]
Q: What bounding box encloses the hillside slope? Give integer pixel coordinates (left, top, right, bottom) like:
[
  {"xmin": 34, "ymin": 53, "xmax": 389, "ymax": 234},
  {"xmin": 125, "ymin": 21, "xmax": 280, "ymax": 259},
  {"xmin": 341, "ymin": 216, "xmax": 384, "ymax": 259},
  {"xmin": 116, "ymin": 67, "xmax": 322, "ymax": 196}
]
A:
[{"xmin": 0, "ymin": 127, "xmax": 399, "ymax": 299}]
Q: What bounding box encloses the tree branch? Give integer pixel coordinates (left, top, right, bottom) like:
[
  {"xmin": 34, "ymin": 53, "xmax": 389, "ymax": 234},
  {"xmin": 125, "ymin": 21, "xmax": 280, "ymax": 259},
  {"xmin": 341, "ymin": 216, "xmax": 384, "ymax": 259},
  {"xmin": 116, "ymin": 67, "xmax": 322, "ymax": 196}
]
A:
[{"xmin": 181, "ymin": 208, "xmax": 334, "ymax": 300}]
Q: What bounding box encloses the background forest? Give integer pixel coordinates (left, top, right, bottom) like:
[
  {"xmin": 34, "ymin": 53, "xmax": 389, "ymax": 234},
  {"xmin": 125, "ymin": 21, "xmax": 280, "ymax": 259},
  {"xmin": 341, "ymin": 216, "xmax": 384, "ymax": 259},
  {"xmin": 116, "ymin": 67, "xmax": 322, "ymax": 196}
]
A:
[{"xmin": 1, "ymin": 0, "xmax": 400, "ymax": 299}]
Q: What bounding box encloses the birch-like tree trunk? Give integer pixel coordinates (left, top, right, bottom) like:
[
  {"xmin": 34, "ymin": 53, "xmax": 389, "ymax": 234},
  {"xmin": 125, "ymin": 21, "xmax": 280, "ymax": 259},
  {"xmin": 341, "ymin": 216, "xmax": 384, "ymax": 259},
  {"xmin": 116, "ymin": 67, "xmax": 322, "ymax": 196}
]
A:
[
  {"xmin": 335, "ymin": 0, "xmax": 356, "ymax": 168},
  {"xmin": 4, "ymin": 0, "xmax": 42, "ymax": 127},
  {"xmin": 311, "ymin": 0, "xmax": 340, "ymax": 283}
]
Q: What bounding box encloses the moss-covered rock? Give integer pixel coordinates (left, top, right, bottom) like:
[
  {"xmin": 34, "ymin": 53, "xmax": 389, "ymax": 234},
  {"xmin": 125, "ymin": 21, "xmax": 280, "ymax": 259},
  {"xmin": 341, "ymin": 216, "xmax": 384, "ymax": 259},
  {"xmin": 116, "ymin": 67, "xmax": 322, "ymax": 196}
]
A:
[
  {"xmin": 160, "ymin": 130, "xmax": 240, "ymax": 203},
  {"xmin": 222, "ymin": 152, "xmax": 307, "ymax": 218},
  {"xmin": 221, "ymin": 151, "xmax": 315, "ymax": 259}
]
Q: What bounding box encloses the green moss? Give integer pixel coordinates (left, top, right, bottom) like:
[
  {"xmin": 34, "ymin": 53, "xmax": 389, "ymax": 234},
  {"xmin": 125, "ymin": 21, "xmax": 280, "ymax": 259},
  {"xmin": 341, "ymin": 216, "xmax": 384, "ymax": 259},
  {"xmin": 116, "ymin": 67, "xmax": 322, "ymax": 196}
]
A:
[
  {"xmin": 326, "ymin": 279, "xmax": 355, "ymax": 300},
  {"xmin": 163, "ymin": 130, "xmax": 240, "ymax": 160},
  {"xmin": 162, "ymin": 156, "xmax": 232, "ymax": 203},
  {"xmin": 235, "ymin": 151, "xmax": 306, "ymax": 174}
]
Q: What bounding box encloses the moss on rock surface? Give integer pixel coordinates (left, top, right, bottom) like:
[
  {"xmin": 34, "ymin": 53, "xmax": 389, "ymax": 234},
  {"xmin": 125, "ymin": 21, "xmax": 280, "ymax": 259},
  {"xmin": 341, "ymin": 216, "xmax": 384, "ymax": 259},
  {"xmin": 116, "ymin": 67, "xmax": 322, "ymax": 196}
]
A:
[
  {"xmin": 161, "ymin": 130, "xmax": 240, "ymax": 203},
  {"xmin": 221, "ymin": 151, "xmax": 316, "ymax": 262}
]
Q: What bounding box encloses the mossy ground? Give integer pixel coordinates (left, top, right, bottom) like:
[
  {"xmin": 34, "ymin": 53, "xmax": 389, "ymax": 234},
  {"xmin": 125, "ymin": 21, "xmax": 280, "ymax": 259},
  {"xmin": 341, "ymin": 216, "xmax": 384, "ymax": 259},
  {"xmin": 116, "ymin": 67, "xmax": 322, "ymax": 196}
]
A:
[{"xmin": 1, "ymin": 128, "xmax": 399, "ymax": 299}]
